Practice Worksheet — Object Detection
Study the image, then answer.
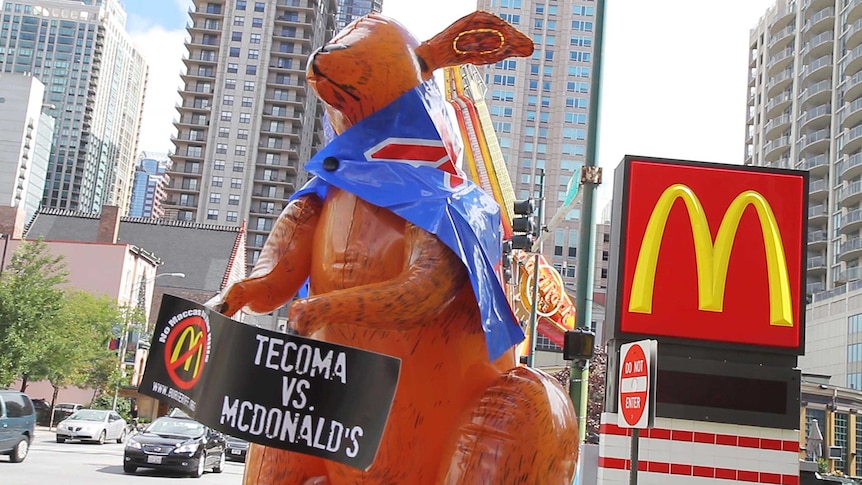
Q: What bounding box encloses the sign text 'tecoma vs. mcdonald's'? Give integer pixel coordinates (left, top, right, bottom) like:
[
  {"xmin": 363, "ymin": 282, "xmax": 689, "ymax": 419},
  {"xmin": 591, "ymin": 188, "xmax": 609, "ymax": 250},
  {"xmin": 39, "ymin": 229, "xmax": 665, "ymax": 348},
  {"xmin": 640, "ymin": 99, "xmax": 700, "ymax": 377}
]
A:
[{"xmin": 618, "ymin": 158, "xmax": 807, "ymax": 351}]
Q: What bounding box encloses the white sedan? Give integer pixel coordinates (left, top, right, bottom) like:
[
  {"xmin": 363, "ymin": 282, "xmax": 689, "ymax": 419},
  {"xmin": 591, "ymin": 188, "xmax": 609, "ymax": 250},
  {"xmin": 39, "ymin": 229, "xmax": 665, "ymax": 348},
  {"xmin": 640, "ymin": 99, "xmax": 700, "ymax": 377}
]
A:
[{"xmin": 55, "ymin": 409, "xmax": 127, "ymax": 444}]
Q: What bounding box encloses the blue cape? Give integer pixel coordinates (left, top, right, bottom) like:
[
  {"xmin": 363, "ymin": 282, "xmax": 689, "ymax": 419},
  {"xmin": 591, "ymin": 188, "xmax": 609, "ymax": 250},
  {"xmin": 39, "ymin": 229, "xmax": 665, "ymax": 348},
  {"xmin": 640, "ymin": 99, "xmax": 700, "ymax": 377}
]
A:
[{"xmin": 291, "ymin": 82, "xmax": 524, "ymax": 361}]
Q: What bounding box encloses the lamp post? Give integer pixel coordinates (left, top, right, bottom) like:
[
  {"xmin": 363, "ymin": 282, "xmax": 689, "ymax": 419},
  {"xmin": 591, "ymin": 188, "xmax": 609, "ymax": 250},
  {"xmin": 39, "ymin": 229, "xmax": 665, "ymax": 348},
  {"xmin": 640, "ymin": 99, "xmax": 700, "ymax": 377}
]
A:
[{"xmin": 112, "ymin": 272, "xmax": 185, "ymax": 410}]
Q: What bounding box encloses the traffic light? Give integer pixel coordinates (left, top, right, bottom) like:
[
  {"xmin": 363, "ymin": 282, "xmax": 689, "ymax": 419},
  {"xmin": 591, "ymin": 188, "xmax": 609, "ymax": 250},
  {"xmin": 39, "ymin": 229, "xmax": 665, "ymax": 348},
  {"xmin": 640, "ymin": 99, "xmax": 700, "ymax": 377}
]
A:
[
  {"xmin": 511, "ymin": 199, "xmax": 536, "ymax": 250},
  {"xmin": 502, "ymin": 239, "xmax": 513, "ymax": 283}
]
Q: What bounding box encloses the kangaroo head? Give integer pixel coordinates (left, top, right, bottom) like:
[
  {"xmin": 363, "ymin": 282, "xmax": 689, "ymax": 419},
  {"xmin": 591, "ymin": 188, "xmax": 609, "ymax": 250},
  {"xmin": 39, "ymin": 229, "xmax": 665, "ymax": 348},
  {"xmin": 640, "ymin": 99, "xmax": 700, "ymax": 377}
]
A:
[{"xmin": 307, "ymin": 11, "xmax": 534, "ymax": 134}]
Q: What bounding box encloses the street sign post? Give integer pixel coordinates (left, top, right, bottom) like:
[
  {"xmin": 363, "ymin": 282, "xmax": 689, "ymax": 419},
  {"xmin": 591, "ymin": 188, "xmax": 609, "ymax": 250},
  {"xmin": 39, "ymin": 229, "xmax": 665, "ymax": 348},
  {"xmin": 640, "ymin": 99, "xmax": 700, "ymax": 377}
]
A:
[{"xmin": 617, "ymin": 339, "xmax": 657, "ymax": 485}]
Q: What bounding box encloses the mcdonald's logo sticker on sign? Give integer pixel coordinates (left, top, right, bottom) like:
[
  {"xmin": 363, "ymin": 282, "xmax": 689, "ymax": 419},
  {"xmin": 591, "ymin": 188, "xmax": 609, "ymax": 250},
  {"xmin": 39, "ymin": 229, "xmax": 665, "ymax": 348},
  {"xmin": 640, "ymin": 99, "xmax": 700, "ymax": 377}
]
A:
[
  {"xmin": 161, "ymin": 309, "xmax": 212, "ymax": 390},
  {"xmin": 614, "ymin": 157, "xmax": 807, "ymax": 352}
]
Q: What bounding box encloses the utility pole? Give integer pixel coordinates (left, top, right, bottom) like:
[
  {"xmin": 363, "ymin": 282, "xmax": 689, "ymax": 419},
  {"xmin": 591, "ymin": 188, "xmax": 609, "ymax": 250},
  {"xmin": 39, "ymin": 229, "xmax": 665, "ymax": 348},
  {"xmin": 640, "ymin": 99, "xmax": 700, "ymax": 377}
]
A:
[
  {"xmin": 573, "ymin": 0, "xmax": 607, "ymax": 442},
  {"xmin": 526, "ymin": 168, "xmax": 545, "ymax": 368}
]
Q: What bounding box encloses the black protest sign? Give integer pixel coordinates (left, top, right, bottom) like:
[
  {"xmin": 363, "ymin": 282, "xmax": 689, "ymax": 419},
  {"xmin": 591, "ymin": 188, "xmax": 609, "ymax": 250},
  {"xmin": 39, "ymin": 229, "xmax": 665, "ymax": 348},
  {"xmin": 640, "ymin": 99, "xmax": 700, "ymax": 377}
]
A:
[{"xmin": 139, "ymin": 295, "xmax": 401, "ymax": 470}]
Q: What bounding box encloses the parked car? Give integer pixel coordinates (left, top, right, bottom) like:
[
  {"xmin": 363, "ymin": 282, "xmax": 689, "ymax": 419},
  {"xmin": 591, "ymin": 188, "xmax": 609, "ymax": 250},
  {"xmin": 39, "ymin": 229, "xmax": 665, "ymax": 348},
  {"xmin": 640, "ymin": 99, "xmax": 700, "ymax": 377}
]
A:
[
  {"xmin": 0, "ymin": 388, "xmax": 35, "ymax": 462},
  {"xmin": 55, "ymin": 409, "xmax": 127, "ymax": 444},
  {"xmin": 30, "ymin": 398, "xmax": 51, "ymax": 426},
  {"xmin": 123, "ymin": 414, "xmax": 226, "ymax": 477},
  {"xmin": 225, "ymin": 435, "xmax": 249, "ymax": 462},
  {"xmin": 52, "ymin": 402, "xmax": 83, "ymax": 423}
]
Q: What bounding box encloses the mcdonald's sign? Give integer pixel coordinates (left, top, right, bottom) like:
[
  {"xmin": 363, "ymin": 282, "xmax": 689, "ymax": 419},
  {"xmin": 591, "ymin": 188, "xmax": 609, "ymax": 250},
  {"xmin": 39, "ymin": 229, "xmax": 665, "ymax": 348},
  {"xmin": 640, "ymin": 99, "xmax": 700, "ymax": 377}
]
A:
[{"xmin": 609, "ymin": 156, "xmax": 807, "ymax": 353}]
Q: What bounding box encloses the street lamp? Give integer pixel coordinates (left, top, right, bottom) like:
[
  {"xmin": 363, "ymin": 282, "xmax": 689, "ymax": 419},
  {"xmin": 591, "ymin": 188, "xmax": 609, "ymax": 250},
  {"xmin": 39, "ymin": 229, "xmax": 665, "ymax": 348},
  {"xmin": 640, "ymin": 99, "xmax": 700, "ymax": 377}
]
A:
[{"xmin": 112, "ymin": 271, "xmax": 185, "ymax": 410}]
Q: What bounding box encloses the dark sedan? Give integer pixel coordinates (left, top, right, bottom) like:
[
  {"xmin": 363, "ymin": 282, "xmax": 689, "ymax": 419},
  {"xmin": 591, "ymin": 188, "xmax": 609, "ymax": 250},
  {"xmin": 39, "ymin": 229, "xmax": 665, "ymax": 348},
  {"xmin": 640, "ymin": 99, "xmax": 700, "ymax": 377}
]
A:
[
  {"xmin": 123, "ymin": 415, "xmax": 226, "ymax": 478},
  {"xmin": 225, "ymin": 435, "xmax": 249, "ymax": 463}
]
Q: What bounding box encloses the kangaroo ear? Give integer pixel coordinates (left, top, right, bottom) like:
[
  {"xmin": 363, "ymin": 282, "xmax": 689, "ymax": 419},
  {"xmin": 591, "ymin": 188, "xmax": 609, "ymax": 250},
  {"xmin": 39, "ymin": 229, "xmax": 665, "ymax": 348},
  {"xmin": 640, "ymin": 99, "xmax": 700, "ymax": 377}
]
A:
[{"xmin": 415, "ymin": 10, "xmax": 534, "ymax": 77}]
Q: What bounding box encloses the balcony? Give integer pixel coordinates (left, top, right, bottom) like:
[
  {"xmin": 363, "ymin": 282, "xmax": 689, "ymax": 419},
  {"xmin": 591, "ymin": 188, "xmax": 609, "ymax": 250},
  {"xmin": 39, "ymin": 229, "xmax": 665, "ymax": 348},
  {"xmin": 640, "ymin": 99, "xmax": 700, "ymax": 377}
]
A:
[
  {"xmin": 769, "ymin": 46, "xmax": 795, "ymax": 75},
  {"xmin": 800, "ymin": 128, "xmax": 830, "ymax": 154},
  {"xmin": 770, "ymin": 5, "xmax": 796, "ymax": 31},
  {"xmin": 809, "ymin": 177, "xmax": 829, "ymax": 200},
  {"xmin": 765, "ymin": 113, "xmax": 791, "ymax": 138},
  {"xmin": 803, "ymin": 79, "xmax": 832, "ymax": 105},
  {"xmin": 806, "ymin": 30, "xmax": 834, "ymax": 58},
  {"xmin": 769, "ymin": 24, "xmax": 796, "ymax": 51},
  {"xmin": 849, "ymin": 0, "xmax": 862, "ymax": 25},
  {"xmin": 809, "ymin": 228, "xmax": 829, "ymax": 247},
  {"xmin": 801, "ymin": 104, "xmax": 832, "ymax": 131},
  {"xmin": 768, "ymin": 68, "xmax": 794, "ymax": 96},
  {"xmin": 810, "ymin": 203, "xmax": 829, "ymax": 221},
  {"xmin": 764, "ymin": 135, "xmax": 791, "ymax": 161},
  {"xmin": 807, "ymin": 255, "xmax": 827, "ymax": 272},
  {"xmin": 177, "ymin": 100, "xmax": 212, "ymax": 111},
  {"xmin": 843, "ymin": 152, "xmax": 862, "ymax": 179},
  {"xmin": 848, "ymin": 44, "xmax": 862, "ymax": 77},
  {"xmin": 846, "ymin": 123, "xmax": 862, "ymax": 154},
  {"xmin": 189, "ymin": 5, "xmax": 223, "ymax": 17},
  {"xmin": 842, "ymin": 180, "xmax": 862, "ymax": 206},
  {"xmin": 766, "ymin": 90, "xmax": 793, "ymax": 116},
  {"xmin": 802, "ymin": 153, "xmax": 829, "ymax": 176},
  {"xmin": 844, "ymin": 208, "xmax": 862, "ymax": 233},
  {"xmin": 841, "ymin": 237, "xmax": 862, "ymax": 261},
  {"xmin": 803, "ymin": 55, "xmax": 832, "ymax": 84}
]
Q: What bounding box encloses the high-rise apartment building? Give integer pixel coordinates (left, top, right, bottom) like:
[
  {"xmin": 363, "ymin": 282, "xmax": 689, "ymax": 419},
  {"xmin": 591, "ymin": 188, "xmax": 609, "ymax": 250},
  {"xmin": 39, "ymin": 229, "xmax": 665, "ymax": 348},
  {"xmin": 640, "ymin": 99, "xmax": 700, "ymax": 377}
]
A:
[
  {"xmin": 165, "ymin": 0, "xmax": 337, "ymax": 274},
  {"xmin": 748, "ymin": 0, "xmax": 862, "ymax": 404},
  {"xmin": 477, "ymin": 0, "xmax": 606, "ymax": 298},
  {"xmin": 0, "ymin": 73, "xmax": 54, "ymax": 223},
  {"xmin": 0, "ymin": 0, "xmax": 147, "ymax": 215},
  {"xmin": 128, "ymin": 153, "xmax": 169, "ymax": 218},
  {"xmin": 335, "ymin": 0, "xmax": 381, "ymax": 30}
]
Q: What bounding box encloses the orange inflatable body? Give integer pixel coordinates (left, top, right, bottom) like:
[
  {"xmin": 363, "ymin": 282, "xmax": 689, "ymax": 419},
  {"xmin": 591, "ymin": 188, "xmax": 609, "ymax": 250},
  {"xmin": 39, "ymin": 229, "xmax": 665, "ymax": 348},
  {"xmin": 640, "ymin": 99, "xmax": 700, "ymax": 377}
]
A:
[{"xmin": 210, "ymin": 11, "xmax": 579, "ymax": 484}]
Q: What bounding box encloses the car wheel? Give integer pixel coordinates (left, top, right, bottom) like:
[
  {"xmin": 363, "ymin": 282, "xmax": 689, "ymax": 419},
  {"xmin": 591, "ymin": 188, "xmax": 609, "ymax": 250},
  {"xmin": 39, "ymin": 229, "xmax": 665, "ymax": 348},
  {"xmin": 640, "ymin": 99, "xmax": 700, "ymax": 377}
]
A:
[
  {"xmin": 191, "ymin": 455, "xmax": 206, "ymax": 478},
  {"xmin": 56, "ymin": 436, "xmax": 65, "ymax": 444},
  {"xmin": 213, "ymin": 451, "xmax": 225, "ymax": 473},
  {"xmin": 10, "ymin": 437, "xmax": 29, "ymax": 463},
  {"xmin": 116, "ymin": 429, "xmax": 126, "ymax": 444},
  {"xmin": 97, "ymin": 430, "xmax": 106, "ymax": 445},
  {"xmin": 123, "ymin": 463, "xmax": 137, "ymax": 474}
]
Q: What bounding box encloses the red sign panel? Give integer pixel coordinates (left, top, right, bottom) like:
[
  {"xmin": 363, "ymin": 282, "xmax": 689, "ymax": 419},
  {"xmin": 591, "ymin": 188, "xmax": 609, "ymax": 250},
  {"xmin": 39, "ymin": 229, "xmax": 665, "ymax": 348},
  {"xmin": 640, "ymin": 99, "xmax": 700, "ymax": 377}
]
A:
[{"xmin": 618, "ymin": 157, "xmax": 806, "ymax": 351}]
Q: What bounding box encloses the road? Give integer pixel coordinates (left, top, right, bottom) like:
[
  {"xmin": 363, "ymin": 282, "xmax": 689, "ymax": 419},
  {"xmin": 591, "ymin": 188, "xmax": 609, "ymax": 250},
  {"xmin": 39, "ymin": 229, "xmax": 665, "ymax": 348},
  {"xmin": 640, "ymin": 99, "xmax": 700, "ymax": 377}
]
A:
[{"xmin": 1, "ymin": 427, "xmax": 245, "ymax": 484}]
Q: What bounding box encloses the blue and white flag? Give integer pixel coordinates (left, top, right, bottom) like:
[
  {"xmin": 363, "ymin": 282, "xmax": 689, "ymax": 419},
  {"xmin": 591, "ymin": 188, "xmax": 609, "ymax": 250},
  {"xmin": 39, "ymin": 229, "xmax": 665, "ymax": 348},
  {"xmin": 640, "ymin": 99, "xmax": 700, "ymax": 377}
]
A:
[{"xmin": 292, "ymin": 81, "xmax": 524, "ymax": 361}]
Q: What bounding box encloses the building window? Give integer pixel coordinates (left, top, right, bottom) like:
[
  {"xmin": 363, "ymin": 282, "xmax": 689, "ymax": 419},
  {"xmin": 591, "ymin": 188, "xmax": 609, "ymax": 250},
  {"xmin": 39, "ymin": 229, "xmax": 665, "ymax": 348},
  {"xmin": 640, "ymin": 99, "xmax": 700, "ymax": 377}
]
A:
[
  {"xmin": 240, "ymin": 112, "xmax": 251, "ymax": 123},
  {"xmin": 227, "ymin": 63, "xmax": 238, "ymax": 73},
  {"xmin": 219, "ymin": 127, "xmax": 230, "ymax": 138},
  {"xmin": 227, "ymin": 211, "xmax": 238, "ymax": 222},
  {"xmin": 836, "ymin": 412, "xmax": 849, "ymax": 473},
  {"xmin": 248, "ymin": 49, "xmax": 259, "ymax": 60},
  {"xmin": 235, "ymin": 145, "xmax": 246, "ymax": 156},
  {"xmin": 254, "ymin": 1, "xmax": 264, "ymax": 11},
  {"xmin": 231, "ymin": 178, "xmax": 242, "ymax": 189},
  {"xmin": 229, "ymin": 47, "xmax": 240, "ymax": 57},
  {"xmin": 233, "ymin": 16, "xmax": 244, "ymax": 26},
  {"xmin": 237, "ymin": 129, "xmax": 248, "ymax": 139},
  {"xmin": 225, "ymin": 79, "xmax": 236, "ymax": 90},
  {"xmin": 220, "ymin": 111, "xmax": 232, "ymax": 121},
  {"xmin": 250, "ymin": 33, "xmax": 261, "ymax": 43},
  {"xmin": 209, "ymin": 193, "xmax": 221, "ymax": 204},
  {"xmin": 231, "ymin": 31, "xmax": 242, "ymax": 42},
  {"xmin": 222, "ymin": 95, "xmax": 234, "ymax": 105},
  {"xmin": 244, "ymin": 81, "xmax": 255, "ymax": 91},
  {"xmin": 212, "ymin": 176, "xmax": 223, "ymax": 187},
  {"xmin": 252, "ymin": 17, "xmax": 263, "ymax": 28},
  {"xmin": 216, "ymin": 143, "xmax": 228, "ymax": 154},
  {"xmin": 851, "ymin": 313, "xmax": 862, "ymax": 333},
  {"xmin": 207, "ymin": 209, "xmax": 219, "ymax": 220},
  {"xmin": 233, "ymin": 162, "xmax": 244, "ymax": 172},
  {"xmin": 229, "ymin": 194, "xmax": 240, "ymax": 205},
  {"xmin": 236, "ymin": 0, "xmax": 246, "ymax": 9},
  {"xmin": 214, "ymin": 159, "xmax": 225, "ymax": 171},
  {"xmin": 246, "ymin": 65, "xmax": 257, "ymax": 75}
]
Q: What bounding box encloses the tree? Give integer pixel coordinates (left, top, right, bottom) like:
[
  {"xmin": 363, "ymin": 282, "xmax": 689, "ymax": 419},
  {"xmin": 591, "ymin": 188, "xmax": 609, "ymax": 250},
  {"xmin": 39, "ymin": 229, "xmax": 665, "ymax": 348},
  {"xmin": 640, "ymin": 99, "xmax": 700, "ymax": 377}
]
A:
[
  {"xmin": 587, "ymin": 345, "xmax": 608, "ymax": 437},
  {"xmin": 0, "ymin": 239, "xmax": 67, "ymax": 386},
  {"xmin": 26, "ymin": 290, "xmax": 123, "ymax": 415}
]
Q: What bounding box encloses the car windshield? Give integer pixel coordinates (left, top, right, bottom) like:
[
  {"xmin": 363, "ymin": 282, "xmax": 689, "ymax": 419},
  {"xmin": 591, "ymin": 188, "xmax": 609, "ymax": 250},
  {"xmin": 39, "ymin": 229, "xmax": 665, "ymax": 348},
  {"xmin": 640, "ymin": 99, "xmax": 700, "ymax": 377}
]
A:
[
  {"xmin": 147, "ymin": 418, "xmax": 205, "ymax": 438},
  {"xmin": 68, "ymin": 410, "xmax": 107, "ymax": 422}
]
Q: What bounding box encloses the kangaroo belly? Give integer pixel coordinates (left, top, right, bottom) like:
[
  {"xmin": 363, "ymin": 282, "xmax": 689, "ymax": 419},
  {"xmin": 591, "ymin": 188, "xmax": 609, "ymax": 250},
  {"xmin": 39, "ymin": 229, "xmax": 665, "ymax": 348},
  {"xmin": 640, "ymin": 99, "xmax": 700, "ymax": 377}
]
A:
[{"xmin": 310, "ymin": 189, "xmax": 407, "ymax": 293}]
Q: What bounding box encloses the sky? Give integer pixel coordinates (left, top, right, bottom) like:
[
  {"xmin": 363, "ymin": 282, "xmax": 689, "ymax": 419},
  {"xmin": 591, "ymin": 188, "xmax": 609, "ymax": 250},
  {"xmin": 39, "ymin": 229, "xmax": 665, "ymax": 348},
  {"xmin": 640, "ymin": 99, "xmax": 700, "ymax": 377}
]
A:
[{"xmin": 124, "ymin": 0, "xmax": 776, "ymax": 207}]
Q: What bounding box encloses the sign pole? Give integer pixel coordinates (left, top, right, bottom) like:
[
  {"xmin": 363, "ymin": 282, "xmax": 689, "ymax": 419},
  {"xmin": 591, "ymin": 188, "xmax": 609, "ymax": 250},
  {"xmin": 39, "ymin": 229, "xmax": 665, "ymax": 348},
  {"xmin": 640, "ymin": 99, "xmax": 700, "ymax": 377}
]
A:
[{"xmin": 629, "ymin": 428, "xmax": 640, "ymax": 485}]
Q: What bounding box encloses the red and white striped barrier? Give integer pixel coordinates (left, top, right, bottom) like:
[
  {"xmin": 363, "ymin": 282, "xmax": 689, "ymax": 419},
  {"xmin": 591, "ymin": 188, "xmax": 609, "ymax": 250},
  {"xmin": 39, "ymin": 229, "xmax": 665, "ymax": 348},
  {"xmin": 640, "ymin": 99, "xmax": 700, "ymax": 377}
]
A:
[{"xmin": 597, "ymin": 412, "xmax": 800, "ymax": 484}]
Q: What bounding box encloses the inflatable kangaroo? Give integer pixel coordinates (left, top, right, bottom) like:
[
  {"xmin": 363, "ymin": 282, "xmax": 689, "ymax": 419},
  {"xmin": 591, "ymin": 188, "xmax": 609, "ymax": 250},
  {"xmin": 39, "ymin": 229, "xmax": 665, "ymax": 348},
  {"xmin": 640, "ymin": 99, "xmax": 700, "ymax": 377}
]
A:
[{"xmin": 209, "ymin": 11, "xmax": 579, "ymax": 485}]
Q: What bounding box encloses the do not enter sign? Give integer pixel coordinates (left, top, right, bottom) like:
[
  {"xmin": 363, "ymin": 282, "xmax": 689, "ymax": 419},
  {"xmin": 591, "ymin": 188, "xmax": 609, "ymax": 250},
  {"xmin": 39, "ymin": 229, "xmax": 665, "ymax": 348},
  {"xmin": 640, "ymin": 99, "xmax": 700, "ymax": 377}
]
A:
[{"xmin": 618, "ymin": 340, "xmax": 656, "ymax": 428}]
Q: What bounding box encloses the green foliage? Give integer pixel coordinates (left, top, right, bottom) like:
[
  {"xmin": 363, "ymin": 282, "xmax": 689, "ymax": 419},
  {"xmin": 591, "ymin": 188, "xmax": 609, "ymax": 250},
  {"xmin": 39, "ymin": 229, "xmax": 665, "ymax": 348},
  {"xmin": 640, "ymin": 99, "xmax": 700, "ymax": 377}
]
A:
[
  {"xmin": 91, "ymin": 394, "xmax": 133, "ymax": 422},
  {"xmin": 0, "ymin": 239, "xmax": 124, "ymax": 401},
  {"xmin": 0, "ymin": 239, "xmax": 67, "ymax": 385}
]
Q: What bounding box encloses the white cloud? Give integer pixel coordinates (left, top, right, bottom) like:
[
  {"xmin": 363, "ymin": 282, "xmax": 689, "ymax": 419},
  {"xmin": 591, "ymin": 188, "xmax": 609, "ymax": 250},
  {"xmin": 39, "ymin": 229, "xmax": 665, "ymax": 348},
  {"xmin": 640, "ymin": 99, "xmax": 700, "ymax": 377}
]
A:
[{"xmin": 130, "ymin": 26, "xmax": 187, "ymax": 155}]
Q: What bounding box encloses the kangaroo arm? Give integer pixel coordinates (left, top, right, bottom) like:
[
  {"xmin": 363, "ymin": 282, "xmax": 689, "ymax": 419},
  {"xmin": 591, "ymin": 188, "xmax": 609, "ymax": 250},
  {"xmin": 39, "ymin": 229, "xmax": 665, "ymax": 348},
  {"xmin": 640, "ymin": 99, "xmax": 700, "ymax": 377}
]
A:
[
  {"xmin": 289, "ymin": 223, "xmax": 467, "ymax": 335},
  {"xmin": 212, "ymin": 195, "xmax": 322, "ymax": 316}
]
